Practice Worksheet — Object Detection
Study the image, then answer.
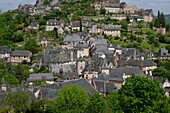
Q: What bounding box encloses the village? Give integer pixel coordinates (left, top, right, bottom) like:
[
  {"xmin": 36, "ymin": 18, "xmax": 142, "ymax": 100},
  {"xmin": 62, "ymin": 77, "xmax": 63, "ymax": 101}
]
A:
[{"xmin": 0, "ymin": 0, "xmax": 170, "ymax": 112}]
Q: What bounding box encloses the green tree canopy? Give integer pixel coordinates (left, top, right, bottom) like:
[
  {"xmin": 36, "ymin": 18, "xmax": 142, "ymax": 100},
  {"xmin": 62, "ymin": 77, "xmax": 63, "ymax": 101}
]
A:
[
  {"xmin": 106, "ymin": 76, "xmax": 170, "ymax": 113},
  {"xmin": 4, "ymin": 91, "xmax": 30, "ymax": 113},
  {"xmin": 24, "ymin": 39, "xmax": 40, "ymax": 54},
  {"xmin": 3, "ymin": 74, "xmax": 19, "ymax": 86},
  {"xmin": 87, "ymin": 93, "xmax": 107, "ymax": 113},
  {"xmin": 55, "ymin": 84, "xmax": 88, "ymax": 113}
]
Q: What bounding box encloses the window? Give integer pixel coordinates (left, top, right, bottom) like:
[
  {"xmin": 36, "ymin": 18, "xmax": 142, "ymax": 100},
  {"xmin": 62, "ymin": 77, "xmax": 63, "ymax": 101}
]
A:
[{"xmin": 86, "ymin": 75, "xmax": 89, "ymax": 80}]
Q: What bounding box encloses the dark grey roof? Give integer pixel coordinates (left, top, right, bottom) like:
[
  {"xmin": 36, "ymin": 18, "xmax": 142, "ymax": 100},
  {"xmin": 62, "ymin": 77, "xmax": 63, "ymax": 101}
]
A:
[
  {"xmin": 143, "ymin": 9, "xmax": 153, "ymax": 16},
  {"xmin": 108, "ymin": 44, "xmax": 121, "ymax": 49},
  {"xmin": 52, "ymin": 2, "xmax": 63, "ymax": 8},
  {"xmin": 11, "ymin": 50, "xmax": 32, "ymax": 57},
  {"xmin": 0, "ymin": 46, "xmax": 11, "ymax": 54},
  {"xmin": 49, "ymin": 49, "xmax": 77, "ymax": 63},
  {"xmin": 150, "ymin": 76, "xmax": 167, "ymax": 84},
  {"xmin": 62, "ymin": 71, "xmax": 79, "ymax": 80},
  {"xmin": 29, "ymin": 21, "xmax": 39, "ymax": 27},
  {"xmin": 71, "ymin": 21, "xmax": 80, "ymax": 27},
  {"xmin": 28, "ymin": 73, "xmax": 54, "ymax": 82},
  {"xmin": 102, "ymin": 3, "xmax": 120, "ymax": 8},
  {"xmin": 123, "ymin": 67, "xmax": 146, "ymax": 76},
  {"xmin": 125, "ymin": 59, "xmax": 157, "ymax": 67},
  {"xmin": 120, "ymin": 2, "xmax": 127, "ymax": 8},
  {"xmin": 122, "ymin": 48, "xmax": 136, "ymax": 56},
  {"xmin": 40, "ymin": 37, "xmax": 47, "ymax": 41},
  {"xmin": 47, "ymin": 19, "xmax": 65, "ymax": 26},
  {"xmin": 63, "ymin": 34, "xmax": 82, "ymax": 42},
  {"xmin": 157, "ymin": 48, "xmax": 169, "ymax": 57},
  {"xmin": 83, "ymin": 63, "xmax": 95, "ymax": 74},
  {"xmin": 104, "ymin": 25, "xmax": 121, "ymax": 31},
  {"xmin": 76, "ymin": 42, "xmax": 88, "ymax": 49},
  {"xmin": 109, "ymin": 68, "xmax": 124, "ymax": 82},
  {"xmin": 92, "ymin": 80, "xmax": 116, "ymax": 94},
  {"xmin": 59, "ymin": 79, "xmax": 98, "ymax": 96}
]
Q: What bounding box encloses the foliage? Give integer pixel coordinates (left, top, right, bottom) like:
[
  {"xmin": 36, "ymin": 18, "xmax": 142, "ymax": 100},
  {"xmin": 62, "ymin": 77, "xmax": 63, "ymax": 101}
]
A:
[
  {"xmin": 24, "ymin": 39, "xmax": 40, "ymax": 54},
  {"xmin": 106, "ymin": 76, "xmax": 169, "ymax": 113},
  {"xmin": 154, "ymin": 11, "xmax": 166, "ymax": 28},
  {"xmin": 29, "ymin": 100, "xmax": 55, "ymax": 113},
  {"xmin": 153, "ymin": 60, "xmax": 170, "ymax": 81},
  {"xmin": 100, "ymin": 8, "xmax": 106, "ymax": 15},
  {"xmin": 4, "ymin": 91, "xmax": 30, "ymax": 113},
  {"xmin": 87, "ymin": 93, "xmax": 107, "ymax": 113},
  {"xmin": 3, "ymin": 74, "xmax": 19, "ymax": 86},
  {"xmin": 165, "ymin": 45, "xmax": 170, "ymax": 53},
  {"xmin": 55, "ymin": 84, "xmax": 88, "ymax": 113}
]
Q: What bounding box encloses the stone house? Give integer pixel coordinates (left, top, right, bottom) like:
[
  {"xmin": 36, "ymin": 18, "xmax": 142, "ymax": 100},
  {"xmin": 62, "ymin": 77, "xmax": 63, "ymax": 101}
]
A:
[
  {"xmin": 70, "ymin": 21, "xmax": 80, "ymax": 31},
  {"xmin": 28, "ymin": 21, "xmax": 39, "ymax": 30},
  {"xmin": 102, "ymin": 3, "xmax": 121, "ymax": 13},
  {"xmin": 40, "ymin": 37, "xmax": 48, "ymax": 47},
  {"xmin": 9, "ymin": 50, "xmax": 32, "ymax": 63},
  {"xmin": 28, "ymin": 73, "xmax": 54, "ymax": 84},
  {"xmin": 63, "ymin": 34, "xmax": 82, "ymax": 47},
  {"xmin": 143, "ymin": 9, "xmax": 153, "ymax": 22},
  {"xmin": 124, "ymin": 59, "xmax": 157, "ymax": 76},
  {"xmin": 45, "ymin": 19, "xmax": 65, "ymax": 31},
  {"xmin": 104, "ymin": 25, "xmax": 121, "ymax": 37},
  {"xmin": 0, "ymin": 46, "xmax": 11, "ymax": 58},
  {"xmin": 90, "ymin": 24, "xmax": 104, "ymax": 34},
  {"xmin": 123, "ymin": 5, "xmax": 138, "ymax": 14},
  {"xmin": 76, "ymin": 43, "xmax": 89, "ymax": 58},
  {"xmin": 51, "ymin": 2, "xmax": 63, "ymax": 10}
]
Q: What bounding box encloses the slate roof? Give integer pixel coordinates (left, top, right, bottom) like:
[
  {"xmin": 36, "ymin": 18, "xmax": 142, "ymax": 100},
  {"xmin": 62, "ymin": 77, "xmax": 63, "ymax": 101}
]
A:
[
  {"xmin": 102, "ymin": 3, "xmax": 120, "ymax": 8},
  {"xmin": 71, "ymin": 21, "xmax": 80, "ymax": 27},
  {"xmin": 29, "ymin": 21, "xmax": 39, "ymax": 27},
  {"xmin": 40, "ymin": 37, "xmax": 47, "ymax": 41},
  {"xmin": 125, "ymin": 59, "xmax": 157, "ymax": 67},
  {"xmin": 59, "ymin": 79, "xmax": 98, "ymax": 96},
  {"xmin": 104, "ymin": 25, "xmax": 121, "ymax": 31},
  {"xmin": 52, "ymin": 2, "xmax": 63, "ymax": 8},
  {"xmin": 92, "ymin": 80, "xmax": 116, "ymax": 94},
  {"xmin": 122, "ymin": 48, "xmax": 136, "ymax": 56},
  {"xmin": 47, "ymin": 19, "xmax": 65, "ymax": 26},
  {"xmin": 51, "ymin": 64, "xmax": 76, "ymax": 74},
  {"xmin": 11, "ymin": 50, "xmax": 32, "ymax": 57},
  {"xmin": 63, "ymin": 34, "xmax": 82, "ymax": 42},
  {"xmin": 28, "ymin": 73, "xmax": 54, "ymax": 82},
  {"xmin": 62, "ymin": 71, "xmax": 79, "ymax": 80},
  {"xmin": 49, "ymin": 49, "xmax": 77, "ymax": 63},
  {"xmin": 157, "ymin": 48, "xmax": 168, "ymax": 57},
  {"xmin": 143, "ymin": 9, "xmax": 153, "ymax": 16},
  {"xmin": 150, "ymin": 76, "xmax": 167, "ymax": 84},
  {"xmin": 0, "ymin": 46, "xmax": 11, "ymax": 54}
]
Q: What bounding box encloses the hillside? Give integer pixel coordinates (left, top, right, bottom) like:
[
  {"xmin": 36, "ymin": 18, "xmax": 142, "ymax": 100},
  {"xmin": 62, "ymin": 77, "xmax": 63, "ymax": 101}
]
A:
[{"xmin": 165, "ymin": 14, "xmax": 170, "ymax": 23}]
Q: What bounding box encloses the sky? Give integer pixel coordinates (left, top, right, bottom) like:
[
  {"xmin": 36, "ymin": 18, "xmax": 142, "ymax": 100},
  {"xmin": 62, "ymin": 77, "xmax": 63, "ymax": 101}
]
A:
[{"xmin": 0, "ymin": 0, "xmax": 170, "ymax": 15}]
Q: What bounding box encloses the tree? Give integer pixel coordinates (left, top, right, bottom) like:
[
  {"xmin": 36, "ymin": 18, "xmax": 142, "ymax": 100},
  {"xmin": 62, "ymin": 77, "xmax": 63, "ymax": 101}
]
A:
[
  {"xmin": 79, "ymin": 18, "xmax": 82, "ymax": 32},
  {"xmin": 54, "ymin": 27, "xmax": 59, "ymax": 39},
  {"xmin": 24, "ymin": 39, "xmax": 40, "ymax": 54},
  {"xmin": 165, "ymin": 45, "xmax": 170, "ymax": 53},
  {"xmin": 100, "ymin": 8, "xmax": 106, "ymax": 16},
  {"xmin": 106, "ymin": 76, "xmax": 170, "ymax": 112},
  {"xmin": 87, "ymin": 93, "xmax": 106, "ymax": 113},
  {"xmin": 106, "ymin": 92, "xmax": 123, "ymax": 113},
  {"xmin": 153, "ymin": 67, "xmax": 170, "ymax": 79},
  {"xmin": 29, "ymin": 100, "xmax": 55, "ymax": 113},
  {"xmin": 119, "ymin": 76, "xmax": 169, "ymax": 112},
  {"xmin": 3, "ymin": 74, "xmax": 19, "ymax": 86},
  {"xmin": 55, "ymin": 85, "xmax": 88, "ymax": 113},
  {"xmin": 84, "ymin": 6, "xmax": 96, "ymax": 16},
  {"xmin": 4, "ymin": 91, "xmax": 30, "ymax": 113}
]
